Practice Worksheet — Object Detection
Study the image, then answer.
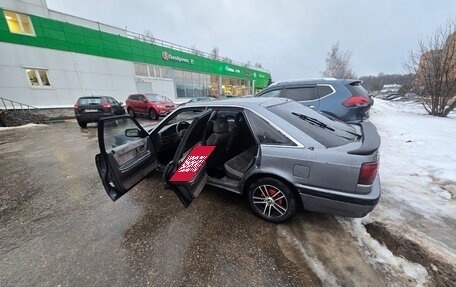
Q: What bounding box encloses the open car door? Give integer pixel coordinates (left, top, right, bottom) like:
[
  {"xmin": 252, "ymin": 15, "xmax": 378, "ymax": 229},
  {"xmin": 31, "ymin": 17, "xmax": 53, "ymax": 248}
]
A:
[
  {"xmin": 95, "ymin": 115, "xmax": 157, "ymax": 201},
  {"xmin": 163, "ymin": 109, "xmax": 213, "ymax": 207}
]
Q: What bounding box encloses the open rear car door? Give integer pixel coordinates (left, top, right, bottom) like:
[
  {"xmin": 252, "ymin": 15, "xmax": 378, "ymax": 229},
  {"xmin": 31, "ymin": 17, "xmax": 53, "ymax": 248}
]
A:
[
  {"xmin": 164, "ymin": 109, "xmax": 213, "ymax": 207},
  {"xmin": 95, "ymin": 115, "xmax": 157, "ymax": 201}
]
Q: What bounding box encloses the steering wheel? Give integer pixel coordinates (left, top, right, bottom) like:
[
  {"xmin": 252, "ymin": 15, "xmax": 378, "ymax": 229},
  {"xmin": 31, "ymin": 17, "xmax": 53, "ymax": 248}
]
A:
[{"xmin": 176, "ymin": 121, "xmax": 190, "ymax": 139}]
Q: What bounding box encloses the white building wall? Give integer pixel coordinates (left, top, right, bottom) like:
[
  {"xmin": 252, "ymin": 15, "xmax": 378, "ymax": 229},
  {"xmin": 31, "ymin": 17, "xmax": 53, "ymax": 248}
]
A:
[
  {"xmin": 0, "ymin": 0, "xmax": 48, "ymax": 17},
  {"xmin": 0, "ymin": 42, "xmax": 138, "ymax": 108}
]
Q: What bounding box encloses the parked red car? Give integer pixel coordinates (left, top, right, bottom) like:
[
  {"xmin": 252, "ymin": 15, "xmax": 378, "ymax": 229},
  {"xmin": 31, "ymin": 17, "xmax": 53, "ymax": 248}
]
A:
[{"xmin": 125, "ymin": 93, "xmax": 176, "ymax": 120}]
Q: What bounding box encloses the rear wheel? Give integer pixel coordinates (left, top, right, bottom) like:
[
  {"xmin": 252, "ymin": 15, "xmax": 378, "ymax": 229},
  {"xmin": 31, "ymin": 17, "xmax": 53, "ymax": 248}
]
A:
[
  {"xmin": 148, "ymin": 108, "xmax": 158, "ymax": 120},
  {"xmin": 77, "ymin": 120, "xmax": 87, "ymax": 128},
  {"xmin": 248, "ymin": 177, "xmax": 296, "ymax": 223},
  {"xmin": 127, "ymin": 108, "xmax": 136, "ymax": 118}
]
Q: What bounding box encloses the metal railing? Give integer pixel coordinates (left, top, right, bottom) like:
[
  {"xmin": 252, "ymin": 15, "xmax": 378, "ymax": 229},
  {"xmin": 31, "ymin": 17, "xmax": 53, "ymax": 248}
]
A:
[
  {"xmin": 0, "ymin": 97, "xmax": 43, "ymax": 124},
  {"xmin": 125, "ymin": 30, "xmax": 270, "ymax": 72}
]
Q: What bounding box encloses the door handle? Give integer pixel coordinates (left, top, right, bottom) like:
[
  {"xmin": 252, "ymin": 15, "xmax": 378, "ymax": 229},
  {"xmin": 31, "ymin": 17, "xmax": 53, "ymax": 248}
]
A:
[{"xmin": 308, "ymin": 105, "xmax": 315, "ymax": 108}]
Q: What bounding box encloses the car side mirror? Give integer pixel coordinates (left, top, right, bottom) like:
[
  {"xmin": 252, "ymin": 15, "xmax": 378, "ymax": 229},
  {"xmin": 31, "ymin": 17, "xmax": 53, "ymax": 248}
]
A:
[
  {"xmin": 118, "ymin": 102, "xmax": 123, "ymax": 106},
  {"xmin": 125, "ymin": 128, "xmax": 145, "ymax": 138},
  {"xmin": 143, "ymin": 99, "xmax": 148, "ymax": 103}
]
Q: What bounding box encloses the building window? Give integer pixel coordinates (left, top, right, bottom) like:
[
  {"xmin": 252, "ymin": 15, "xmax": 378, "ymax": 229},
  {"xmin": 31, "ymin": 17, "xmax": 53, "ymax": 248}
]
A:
[
  {"xmin": 25, "ymin": 68, "xmax": 51, "ymax": 87},
  {"xmin": 4, "ymin": 11, "xmax": 35, "ymax": 36}
]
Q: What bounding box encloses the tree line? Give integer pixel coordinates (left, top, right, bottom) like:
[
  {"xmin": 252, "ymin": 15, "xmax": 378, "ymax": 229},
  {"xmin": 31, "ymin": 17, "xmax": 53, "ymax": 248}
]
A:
[{"xmin": 322, "ymin": 20, "xmax": 456, "ymax": 117}]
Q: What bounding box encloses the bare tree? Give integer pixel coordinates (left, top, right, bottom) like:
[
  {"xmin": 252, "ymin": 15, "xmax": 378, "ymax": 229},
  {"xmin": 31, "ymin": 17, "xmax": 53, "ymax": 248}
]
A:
[
  {"xmin": 322, "ymin": 41, "xmax": 356, "ymax": 79},
  {"xmin": 142, "ymin": 29, "xmax": 155, "ymax": 43},
  {"xmin": 211, "ymin": 47, "xmax": 219, "ymax": 59},
  {"xmin": 406, "ymin": 20, "xmax": 456, "ymax": 117},
  {"xmin": 191, "ymin": 46, "xmax": 203, "ymax": 56}
]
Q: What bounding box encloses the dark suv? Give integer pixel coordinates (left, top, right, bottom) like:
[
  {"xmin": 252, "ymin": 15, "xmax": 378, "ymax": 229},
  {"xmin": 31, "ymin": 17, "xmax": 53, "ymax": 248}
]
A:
[
  {"xmin": 125, "ymin": 93, "xmax": 176, "ymax": 120},
  {"xmin": 74, "ymin": 96, "xmax": 125, "ymax": 128},
  {"xmin": 255, "ymin": 78, "xmax": 372, "ymax": 123}
]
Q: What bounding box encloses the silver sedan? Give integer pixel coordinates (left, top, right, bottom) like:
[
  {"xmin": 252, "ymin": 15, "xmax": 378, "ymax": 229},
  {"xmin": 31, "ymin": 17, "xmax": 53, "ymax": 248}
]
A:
[{"xmin": 95, "ymin": 97, "xmax": 381, "ymax": 223}]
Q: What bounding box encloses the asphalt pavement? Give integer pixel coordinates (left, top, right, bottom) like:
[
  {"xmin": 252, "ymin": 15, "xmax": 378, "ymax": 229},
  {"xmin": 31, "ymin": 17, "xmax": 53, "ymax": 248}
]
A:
[
  {"xmin": 0, "ymin": 121, "xmax": 319, "ymax": 286},
  {"xmin": 1, "ymin": 120, "xmax": 442, "ymax": 287}
]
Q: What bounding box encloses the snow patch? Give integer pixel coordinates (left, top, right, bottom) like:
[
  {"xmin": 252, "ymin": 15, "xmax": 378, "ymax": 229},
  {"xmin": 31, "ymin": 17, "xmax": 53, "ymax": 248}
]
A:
[
  {"xmin": 338, "ymin": 218, "xmax": 429, "ymax": 286},
  {"xmin": 278, "ymin": 227, "xmax": 339, "ymax": 286},
  {"xmin": 0, "ymin": 123, "xmax": 47, "ymax": 131}
]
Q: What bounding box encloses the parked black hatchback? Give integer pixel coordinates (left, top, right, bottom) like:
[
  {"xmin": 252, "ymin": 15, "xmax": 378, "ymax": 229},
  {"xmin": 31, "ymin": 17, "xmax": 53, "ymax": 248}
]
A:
[
  {"xmin": 74, "ymin": 96, "xmax": 125, "ymax": 128},
  {"xmin": 255, "ymin": 78, "xmax": 373, "ymax": 123}
]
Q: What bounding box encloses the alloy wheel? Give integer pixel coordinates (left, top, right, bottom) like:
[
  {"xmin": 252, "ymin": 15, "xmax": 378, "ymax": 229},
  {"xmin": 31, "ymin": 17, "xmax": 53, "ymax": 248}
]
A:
[{"xmin": 252, "ymin": 184, "xmax": 288, "ymax": 219}]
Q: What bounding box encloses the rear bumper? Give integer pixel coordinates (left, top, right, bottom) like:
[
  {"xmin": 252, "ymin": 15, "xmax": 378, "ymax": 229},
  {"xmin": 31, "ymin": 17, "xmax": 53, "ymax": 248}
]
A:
[
  {"xmin": 297, "ymin": 176, "xmax": 381, "ymax": 218},
  {"xmin": 74, "ymin": 111, "xmax": 112, "ymax": 122}
]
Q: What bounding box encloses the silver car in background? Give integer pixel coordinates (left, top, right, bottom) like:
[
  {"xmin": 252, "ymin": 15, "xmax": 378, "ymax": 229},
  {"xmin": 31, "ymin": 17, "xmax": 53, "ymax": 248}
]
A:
[{"xmin": 95, "ymin": 97, "xmax": 381, "ymax": 223}]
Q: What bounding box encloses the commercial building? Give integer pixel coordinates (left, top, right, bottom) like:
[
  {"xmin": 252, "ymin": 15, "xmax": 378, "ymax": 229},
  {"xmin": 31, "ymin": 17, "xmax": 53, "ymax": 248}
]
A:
[{"xmin": 0, "ymin": 0, "xmax": 271, "ymax": 108}]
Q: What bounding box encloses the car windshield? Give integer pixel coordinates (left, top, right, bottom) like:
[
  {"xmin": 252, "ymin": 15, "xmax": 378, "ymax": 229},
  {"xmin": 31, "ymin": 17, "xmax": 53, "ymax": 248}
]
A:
[
  {"xmin": 166, "ymin": 108, "xmax": 206, "ymax": 125},
  {"xmin": 146, "ymin": 94, "xmax": 168, "ymax": 102},
  {"xmin": 267, "ymin": 101, "xmax": 360, "ymax": 147},
  {"xmin": 78, "ymin": 97, "xmax": 102, "ymax": 105}
]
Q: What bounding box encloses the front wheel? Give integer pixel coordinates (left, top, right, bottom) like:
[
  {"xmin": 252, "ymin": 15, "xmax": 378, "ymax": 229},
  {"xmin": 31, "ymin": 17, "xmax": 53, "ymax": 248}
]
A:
[
  {"xmin": 148, "ymin": 108, "xmax": 158, "ymax": 120},
  {"xmin": 127, "ymin": 108, "xmax": 136, "ymax": 118},
  {"xmin": 248, "ymin": 177, "xmax": 296, "ymax": 223}
]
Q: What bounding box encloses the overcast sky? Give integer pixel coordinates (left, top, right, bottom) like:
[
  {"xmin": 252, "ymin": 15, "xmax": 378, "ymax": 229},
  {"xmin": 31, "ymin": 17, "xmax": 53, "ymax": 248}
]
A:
[{"xmin": 46, "ymin": 0, "xmax": 456, "ymax": 81}]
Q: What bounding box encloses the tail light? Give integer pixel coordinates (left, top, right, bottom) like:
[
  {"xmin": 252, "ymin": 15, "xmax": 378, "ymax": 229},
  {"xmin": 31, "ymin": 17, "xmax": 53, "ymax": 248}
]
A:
[
  {"xmin": 74, "ymin": 102, "xmax": 79, "ymax": 108},
  {"xmin": 358, "ymin": 161, "xmax": 378, "ymax": 185},
  {"xmin": 343, "ymin": 96, "xmax": 369, "ymax": 107},
  {"xmin": 102, "ymin": 102, "xmax": 111, "ymax": 108}
]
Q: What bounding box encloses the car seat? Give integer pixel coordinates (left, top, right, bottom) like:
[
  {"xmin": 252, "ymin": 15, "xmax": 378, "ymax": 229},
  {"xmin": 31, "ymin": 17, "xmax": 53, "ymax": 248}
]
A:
[{"xmin": 205, "ymin": 117, "xmax": 230, "ymax": 170}]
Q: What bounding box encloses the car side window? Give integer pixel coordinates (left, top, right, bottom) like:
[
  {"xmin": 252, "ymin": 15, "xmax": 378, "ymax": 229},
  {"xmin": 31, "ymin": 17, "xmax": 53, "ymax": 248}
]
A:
[
  {"xmin": 137, "ymin": 95, "xmax": 144, "ymax": 101},
  {"xmin": 282, "ymin": 87, "xmax": 317, "ymax": 101},
  {"xmin": 317, "ymin": 86, "xmax": 334, "ymax": 98},
  {"xmin": 245, "ymin": 110, "xmax": 295, "ymax": 146}
]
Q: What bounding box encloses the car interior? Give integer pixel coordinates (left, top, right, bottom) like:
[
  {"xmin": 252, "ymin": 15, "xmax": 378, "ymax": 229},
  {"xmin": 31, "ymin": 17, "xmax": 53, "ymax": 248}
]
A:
[{"xmin": 154, "ymin": 108, "xmax": 258, "ymax": 184}]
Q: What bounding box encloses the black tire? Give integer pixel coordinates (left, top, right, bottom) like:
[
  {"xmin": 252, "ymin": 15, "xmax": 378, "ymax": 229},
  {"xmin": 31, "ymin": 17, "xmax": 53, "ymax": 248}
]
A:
[
  {"xmin": 148, "ymin": 108, "xmax": 158, "ymax": 120},
  {"xmin": 248, "ymin": 177, "xmax": 296, "ymax": 223},
  {"xmin": 77, "ymin": 120, "xmax": 87, "ymax": 128},
  {"xmin": 127, "ymin": 108, "xmax": 136, "ymax": 118}
]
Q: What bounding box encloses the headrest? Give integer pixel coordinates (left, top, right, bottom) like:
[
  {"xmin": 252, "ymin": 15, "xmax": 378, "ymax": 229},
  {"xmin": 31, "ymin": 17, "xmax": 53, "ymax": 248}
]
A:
[
  {"xmin": 235, "ymin": 112, "xmax": 245, "ymax": 124},
  {"xmin": 213, "ymin": 117, "xmax": 229, "ymax": 133}
]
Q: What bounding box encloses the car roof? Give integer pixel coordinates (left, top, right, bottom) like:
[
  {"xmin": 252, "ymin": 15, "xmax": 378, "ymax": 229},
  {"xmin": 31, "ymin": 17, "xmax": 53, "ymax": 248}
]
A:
[
  {"xmin": 183, "ymin": 97, "xmax": 290, "ymax": 109},
  {"xmin": 267, "ymin": 78, "xmax": 360, "ymax": 88},
  {"xmin": 78, "ymin": 96, "xmax": 107, "ymax": 99}
]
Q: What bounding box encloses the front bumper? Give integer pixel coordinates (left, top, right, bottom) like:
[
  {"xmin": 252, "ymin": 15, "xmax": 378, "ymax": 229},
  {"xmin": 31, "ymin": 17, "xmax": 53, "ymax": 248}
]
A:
[
  {"xmin": 297, "ymin": 176, "xmax": 381, "ymax": 218},
  {"xmin": 157, "ymin": 108, "xmax": 175, "ymax": 116}
]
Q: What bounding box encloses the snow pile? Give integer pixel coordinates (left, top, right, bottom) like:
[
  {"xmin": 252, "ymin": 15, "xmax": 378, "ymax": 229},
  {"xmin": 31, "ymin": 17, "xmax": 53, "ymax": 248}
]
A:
[
  {"xmin": 371, "ymin": 100, "xmax": 456, "ymax": 218},
  {"xmin": 0, "ymin": 123, "xmax": 47, "ymax": 131}
]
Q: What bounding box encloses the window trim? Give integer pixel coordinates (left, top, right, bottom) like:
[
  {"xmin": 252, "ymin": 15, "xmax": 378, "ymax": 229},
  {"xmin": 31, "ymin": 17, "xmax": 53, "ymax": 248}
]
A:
[
  {"xmin": 243, "ymin": 108, "xmax": 303, "ymax": 148},
  {"xmin": 23, "ymin": 67, "xmax": 52, "ymax": 88},
  {"xmin": 316, "ymin": 84, "xmax": 336, "ymax": 99},
  {"xmin": 4, "ymin": 10, "xmax": 36, "ymax": 36}
]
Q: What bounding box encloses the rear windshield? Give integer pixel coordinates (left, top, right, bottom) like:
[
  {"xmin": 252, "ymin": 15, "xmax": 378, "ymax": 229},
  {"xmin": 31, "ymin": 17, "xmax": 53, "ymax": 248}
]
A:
[
  {"xmin": 78, "ymin": 97, "xmax": 102, "ymax": 105},
  {"xmin": 146, "ymin": 94, "xmax": 168, "ymax": 102},
  {"xmin": 267, "ymin": 101, "xmax": 359, "ymax": 147},
  {"xmin": 345, "ymin": 82, "xmax": 369, "ymax": 97}
]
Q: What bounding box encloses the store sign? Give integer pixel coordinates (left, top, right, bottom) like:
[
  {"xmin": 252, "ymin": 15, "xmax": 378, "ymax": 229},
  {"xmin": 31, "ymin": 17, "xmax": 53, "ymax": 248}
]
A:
[
  {"xmin": 225, "ymin": 65, "xmax": 240, "ymax": 74},
  {"xmin": 162, "ymin": 51, "xmax": 194, "ymax": 64}
]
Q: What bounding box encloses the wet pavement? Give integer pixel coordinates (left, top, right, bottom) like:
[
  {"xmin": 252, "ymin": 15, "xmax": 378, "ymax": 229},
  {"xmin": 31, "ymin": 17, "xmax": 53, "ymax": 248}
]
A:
[
  {"xmin": 0, "ymin": 120, "xmax": 446, "ymax": 286},
  {"xmin": 0, "ymin": 121, "xmax": 319, "ymax": 286}
]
